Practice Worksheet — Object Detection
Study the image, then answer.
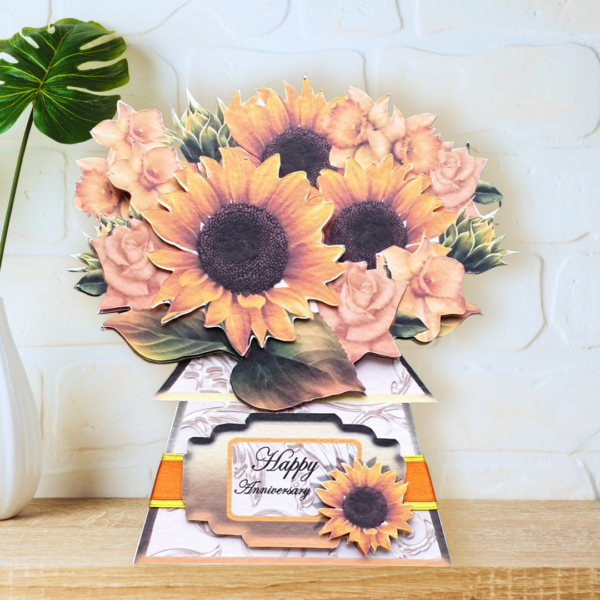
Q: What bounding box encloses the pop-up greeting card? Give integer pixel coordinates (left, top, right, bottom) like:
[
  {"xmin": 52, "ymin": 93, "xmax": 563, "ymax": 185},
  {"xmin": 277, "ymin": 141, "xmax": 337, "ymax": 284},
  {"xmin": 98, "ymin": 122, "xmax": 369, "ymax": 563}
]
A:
[{"xmin": 70, "ymin": 79, "xmax": 511, "ymax": 565}]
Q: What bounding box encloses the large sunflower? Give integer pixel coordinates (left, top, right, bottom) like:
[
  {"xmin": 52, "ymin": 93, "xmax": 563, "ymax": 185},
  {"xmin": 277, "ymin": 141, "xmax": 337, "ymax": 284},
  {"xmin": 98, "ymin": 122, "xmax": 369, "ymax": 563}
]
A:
[
  {"xmin": 317, "ymin": 460, "xmax": 414, "ymax": 556},
  {"xmin": 319, "ymin": 155, "xmax": 459, "ymax": 269},
  {"xmin": 221, "ymin": 78, "xmax": 334, "ymax": 188},
  {"xmin": 144, "ymin": 150, "xmax": 343, "ymax": 355}
]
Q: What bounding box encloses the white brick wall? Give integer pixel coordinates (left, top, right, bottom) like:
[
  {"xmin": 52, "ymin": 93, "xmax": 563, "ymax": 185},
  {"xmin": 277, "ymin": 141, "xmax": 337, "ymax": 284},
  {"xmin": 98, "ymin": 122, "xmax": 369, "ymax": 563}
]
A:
[{"xmin": 0, "ymin": 0, "xmax": 598, "ymax": 500}]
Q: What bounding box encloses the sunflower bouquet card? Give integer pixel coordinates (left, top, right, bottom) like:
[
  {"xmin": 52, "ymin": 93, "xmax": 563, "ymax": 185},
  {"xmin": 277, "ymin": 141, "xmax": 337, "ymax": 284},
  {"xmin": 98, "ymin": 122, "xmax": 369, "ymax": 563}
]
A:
[{"xmin": 70, "ymin": 78, "xmax": 510, "ymax": 565}]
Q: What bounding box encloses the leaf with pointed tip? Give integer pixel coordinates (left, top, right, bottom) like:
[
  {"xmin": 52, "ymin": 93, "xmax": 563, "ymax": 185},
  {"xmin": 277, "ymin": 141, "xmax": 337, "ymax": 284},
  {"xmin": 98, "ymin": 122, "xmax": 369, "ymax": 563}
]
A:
[
  {"xmin": 390, "ymin": 312, "xmax": 429, "ymax": 339},
  {"xmin": 473, "ymin": 181, "xmax": 503, "ymax": 205},
  {"xmin": 75, "ymin": 269, "xmax": 107, "ymax": 296},
  {"xmin": 230, "ymin": 315, "xmax": 365, "ymax": 411},
  {"xmin": 104, "ymin": 306, "xmax": 237, "ymax": 364},
  {"xmin": 0, "ymin": 19, "xmax": 129, "ymax": 143}
]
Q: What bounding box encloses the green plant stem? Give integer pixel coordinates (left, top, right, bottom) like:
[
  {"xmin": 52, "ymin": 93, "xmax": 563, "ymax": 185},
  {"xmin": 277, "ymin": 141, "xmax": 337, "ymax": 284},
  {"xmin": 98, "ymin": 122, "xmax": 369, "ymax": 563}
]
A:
[{"xmin": 0, "ymin": 108, "xmax": 34, "ymax": 271}]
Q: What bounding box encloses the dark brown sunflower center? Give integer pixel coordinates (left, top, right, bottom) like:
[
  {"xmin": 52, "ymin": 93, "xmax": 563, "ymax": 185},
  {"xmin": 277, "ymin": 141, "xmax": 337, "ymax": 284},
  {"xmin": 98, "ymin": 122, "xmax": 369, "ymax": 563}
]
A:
[
  {"xmin": 327, "ymin": 201, "xmax": 407, "ymax": 269},
  {"xmin": 261, "ymin": 127, "xmax": 332, "ymax": 187},
  {"xmin": 197, "ymin": 203, "xmax": 288, "ymax": 295},
  {"xmin": 342, "ymin": 485, "xmax": 388, "ymax": 529}
]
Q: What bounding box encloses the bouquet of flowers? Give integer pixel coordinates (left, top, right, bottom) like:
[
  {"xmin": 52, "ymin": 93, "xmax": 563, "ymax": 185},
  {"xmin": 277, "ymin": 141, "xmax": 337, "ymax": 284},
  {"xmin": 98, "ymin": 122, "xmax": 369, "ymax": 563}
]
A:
[{"xmin": 70, "ymin": 79, "xmax": 510, "ymax": 411}]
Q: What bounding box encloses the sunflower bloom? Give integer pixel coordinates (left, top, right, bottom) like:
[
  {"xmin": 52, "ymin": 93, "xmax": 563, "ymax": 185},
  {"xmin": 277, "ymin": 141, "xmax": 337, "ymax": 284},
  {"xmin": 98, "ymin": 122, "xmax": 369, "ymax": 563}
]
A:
[
  {"xmin": 317, "ymin": 460, "xmax": 414, "ymax": 556},
  {"xmin": 144, "ymin": 150, "xmax": 343, "ymax": 355},
  {"xmin": 319, "ymin": 155, "xmax": 459, "ymax": 269},
  {"xmin": 221, "ymin": 78, "xmax": 334, "ymax": 188}
]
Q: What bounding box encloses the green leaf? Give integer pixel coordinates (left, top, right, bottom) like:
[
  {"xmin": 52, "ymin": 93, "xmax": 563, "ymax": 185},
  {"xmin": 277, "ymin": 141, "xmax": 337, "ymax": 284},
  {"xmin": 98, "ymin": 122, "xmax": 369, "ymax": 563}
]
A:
[
  {"xmin": 103, "ymin": 306, "xmax": 237, "ymax": 364},
  {"xmin": 74, "ymin": 269, "xmax": 107, "ymax": 296},
  {"xmin": 0, "ymin": 19, "xmax": 129, "ymax": 143},
  {"xmin": 230, "ymin": 315, "xmax": 365, "ymax": 411},
  {"xmin": 473, "ymin": 181, "xmax": 503, "ymax": 205},
  {"xmin": 390, "ymin": 312, "xmax": 428, "ymax": 339}
]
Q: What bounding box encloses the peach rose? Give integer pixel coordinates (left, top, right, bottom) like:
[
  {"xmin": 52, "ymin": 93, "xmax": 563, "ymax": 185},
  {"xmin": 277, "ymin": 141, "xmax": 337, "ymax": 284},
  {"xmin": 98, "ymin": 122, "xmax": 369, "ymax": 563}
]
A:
[
  {"xmin": 93, "ymin": 219, "xmax": 168, "ymax": 312},
  {"xmin": 382, "ymin": 239, "xmax": 466, "ymax": 343},
  {"xmin": 92, "ymin": 101, "xmax": 172, "ymax": 165},
  {"xmin": 108, "ymin": 142, "xmax": 181, "ymax": 212},
  {"xmin": 74, "ymin": 158, "xmax": 129, "ymax": 218},
  {"xmin": 319, "ymin": 262, "xmax": 407, "ymax": 363},
  {"xmin": 428, "ymin": 142, "xmax": 487, "ymax": 213}
]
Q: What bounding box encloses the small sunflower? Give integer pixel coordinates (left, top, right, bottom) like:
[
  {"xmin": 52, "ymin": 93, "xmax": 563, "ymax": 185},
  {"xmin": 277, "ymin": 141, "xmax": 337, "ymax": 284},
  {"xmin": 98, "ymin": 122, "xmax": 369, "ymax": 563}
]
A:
[
  {"xmin": 221, "ymin": 78, "xmax": 334, "ymax": 188},
  {"xmin": 317, "ymin": 460, "xmax": 414, "ymax": 556},
  {"xmin": 319, "ymin": 155, "xmax": 459, "ymax": 269},
  {"xmin": 144, "ymin": 149, "xmax": 343, "ymax": 355}
]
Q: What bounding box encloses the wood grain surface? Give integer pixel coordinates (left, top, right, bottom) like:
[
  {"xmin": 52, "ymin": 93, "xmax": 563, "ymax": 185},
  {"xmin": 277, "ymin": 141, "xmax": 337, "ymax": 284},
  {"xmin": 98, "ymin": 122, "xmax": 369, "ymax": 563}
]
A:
[{"xmin": 0, "ymin": 499, "xmax": 599, "ymax": 599}]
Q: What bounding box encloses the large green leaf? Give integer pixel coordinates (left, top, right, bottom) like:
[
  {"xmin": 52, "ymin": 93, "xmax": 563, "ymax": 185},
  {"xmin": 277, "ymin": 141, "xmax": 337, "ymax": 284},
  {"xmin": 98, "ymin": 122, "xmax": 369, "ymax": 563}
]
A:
[
  {"xmin": 103, "ymin": 307, "xmax": 237, "ymax": 364},
  {"xmin": 0, "ymin": 19, "xmax": 129, "ymax": 143},
  {"xmin": 390, "ymin": 312, "xmax": 428, "ymax": 339},
  {"xmin": 230, "ymin": 315, "xmax": 365, "ymax": 411}
]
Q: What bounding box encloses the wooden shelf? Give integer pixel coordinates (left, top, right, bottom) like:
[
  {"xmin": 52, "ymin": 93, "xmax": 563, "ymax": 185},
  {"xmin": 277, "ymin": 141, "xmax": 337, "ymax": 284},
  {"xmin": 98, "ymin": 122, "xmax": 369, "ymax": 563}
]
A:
[{"xmin": 1, "ymin": 499, "xmax": 599, "ymax": 599}]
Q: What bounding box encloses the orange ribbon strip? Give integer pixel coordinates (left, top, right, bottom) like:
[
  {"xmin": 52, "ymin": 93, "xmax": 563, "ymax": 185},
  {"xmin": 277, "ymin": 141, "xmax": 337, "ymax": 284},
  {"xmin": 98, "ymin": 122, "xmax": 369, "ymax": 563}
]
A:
[{"xmin": 149, "ymin": 454, "xmax": 437, "ymax": 510}]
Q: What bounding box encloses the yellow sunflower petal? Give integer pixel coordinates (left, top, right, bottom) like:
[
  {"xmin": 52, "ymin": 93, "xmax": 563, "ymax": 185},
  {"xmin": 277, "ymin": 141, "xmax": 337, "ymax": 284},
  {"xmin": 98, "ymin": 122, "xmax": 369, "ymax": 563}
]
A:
[
  {"xmin": 366, "ymin": 155, "xmax": 395, "ymax": 200},
  {"xmin": 265, "ymin": 288, "xmax": 312, "ymax": 318},
  {"xmin": 283, "ymin": 277, "xmax": 339, "ymax": 306},
  {"xmin": 318, "ymin": 168, "xmax": 353, "ymax": 218},
  {"xmin": 257, "ymin": 88, "xmax": 290, "ymax": 135},
  {"xmin": 237, "ymin": 294, "xmax": 266, "ymax": 309},
  {"xmin": 223, "ymin": 91, "xmax": 284, "ymax": 157},
  {"xmin": 249, "ymin": 307, "xmax": 267, "ymax": 347},
  {"xmin": 205, "ymin": 291, "xmax": 233, "ymax": 327},
  {"xmin": 248, "ymin": 154, "xmax": 281, "ymax": 207},
  {"xmin": 152, "ymin": 272, "xmax": 183, "ymax": 306},
  {"xmin": 264, "ymin": 171, "xmax": 310, "ymax": 219},
  {"xmin": 184, "ymin": 167, "xmax": 223, "ymax": 213},
  {"xmin": 220, "ymin": 149, "xmax": 256, "ymax": 202},
  {"xmin": 149, "ymin": 249, "xmax": 199, "ymax": 272},
  {"xmin": 262, "ymin": 302, "xmax": 296, "ymax": 341},
  {"xmin": 201, "ymin": 157, "xmax": 230, "ymax": 202},
  {"xmin": 163, "ymin": 280, "xmax": 223, "ymax": 322},
  {"xmin": 157, "ymin": 189, "xmax": 203, "ymax": 232},
  {"xmin": 315, "ymin": 489, "xmax": 344, "ymax": 508},
  {"xmin": 344, "ymin": 158, "xmax": 370, "ymax": 202},
  {"xmin": 144, "ymin": 209, "xmax": 198, "ymax": 251},
  {"xmin": 224, "ymin": 299, "xmax": 253, "ymax": 355},
  {"xmin": 405, "ymin": 196, "xmax": 459, "ymax": 244},
  {"xmin": 374, "ymin": 531, "xmax": 391, "ymax": 551}
]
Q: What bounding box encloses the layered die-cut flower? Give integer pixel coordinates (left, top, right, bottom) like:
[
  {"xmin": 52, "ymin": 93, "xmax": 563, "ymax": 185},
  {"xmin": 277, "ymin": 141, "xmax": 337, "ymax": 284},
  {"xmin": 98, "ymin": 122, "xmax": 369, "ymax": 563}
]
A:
[
  {"xmin": 92, "ymin": 101, "xmax": 174, "ymax": 165},
  {"xmin": 92, "ymin": 218, "xmax": 168, "ymax": 312},
  {"xmin": 220, "ymin": 78, "xmax": 334, "ymax": 189},
  {"xmin": 382, "ymin": 238, "xmax": 467, "ymax": 342},
  {"xmin": 317, "ymin": 460, "xmax": 414, "ymax": 556},
  {"xmin": 74, "ymin": 157, "xmax": 129, "ymax": 218},
  {"xmin": 108, "ymin": 142, "xmax": 182, "ymax": 212},
  {"xmin": 319, "ymin": 156, "xmax": 458, "ymax": 269},
  {"xmin": 319, "ymin": 262, "xmax": 406, "ymax": 363},
  {"xmin": 144, "ymin": 150, "xmax": 343, "ymax": 355}
]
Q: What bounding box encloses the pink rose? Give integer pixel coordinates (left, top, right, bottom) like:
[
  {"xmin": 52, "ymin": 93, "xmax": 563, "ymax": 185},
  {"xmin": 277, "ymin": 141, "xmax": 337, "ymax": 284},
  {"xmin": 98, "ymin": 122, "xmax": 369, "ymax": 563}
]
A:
[
  {"xmin": 93, "ymin": 219, "xmax": 168, "ymax": 312},
  {"xmin": 428, "ymin": 143, "xmax": 487, "ymax": 212},
  {"xmin": 319, "ymin": 262, "xmax": 407, "ymax": 363},
  {"xmin": 74, "ymin": 158, "xmax": 129, "ymax": 218}
]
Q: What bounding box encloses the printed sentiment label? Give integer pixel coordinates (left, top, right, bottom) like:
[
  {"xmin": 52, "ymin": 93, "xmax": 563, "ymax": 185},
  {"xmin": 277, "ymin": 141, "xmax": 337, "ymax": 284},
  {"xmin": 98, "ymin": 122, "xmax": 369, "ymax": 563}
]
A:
[{"xmin": 227, "ymin": 438, "xmax": 361, "ymax": 521}]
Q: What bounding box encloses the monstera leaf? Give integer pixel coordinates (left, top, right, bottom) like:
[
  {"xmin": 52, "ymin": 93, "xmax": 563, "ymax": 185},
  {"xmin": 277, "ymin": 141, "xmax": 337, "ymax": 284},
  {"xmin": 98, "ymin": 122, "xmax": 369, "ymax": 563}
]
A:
[
  {"xmin": 104, "ymin": 307, "xmax": 237, "ymax": 364},
  {"xmin": 231, "ymin": 315, "xmax": 365, "ymax": 411},
  {"xmin": 0, "ymin": 19, "xmax": 129, "ymax": 143}
]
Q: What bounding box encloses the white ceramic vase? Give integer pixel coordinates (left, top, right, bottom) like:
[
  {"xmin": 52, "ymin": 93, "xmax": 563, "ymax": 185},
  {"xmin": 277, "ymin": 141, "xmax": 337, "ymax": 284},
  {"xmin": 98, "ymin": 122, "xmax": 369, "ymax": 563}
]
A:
[{"xmin": 0, "ymin": 298, "xmax": 42, "ymax": 520}]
